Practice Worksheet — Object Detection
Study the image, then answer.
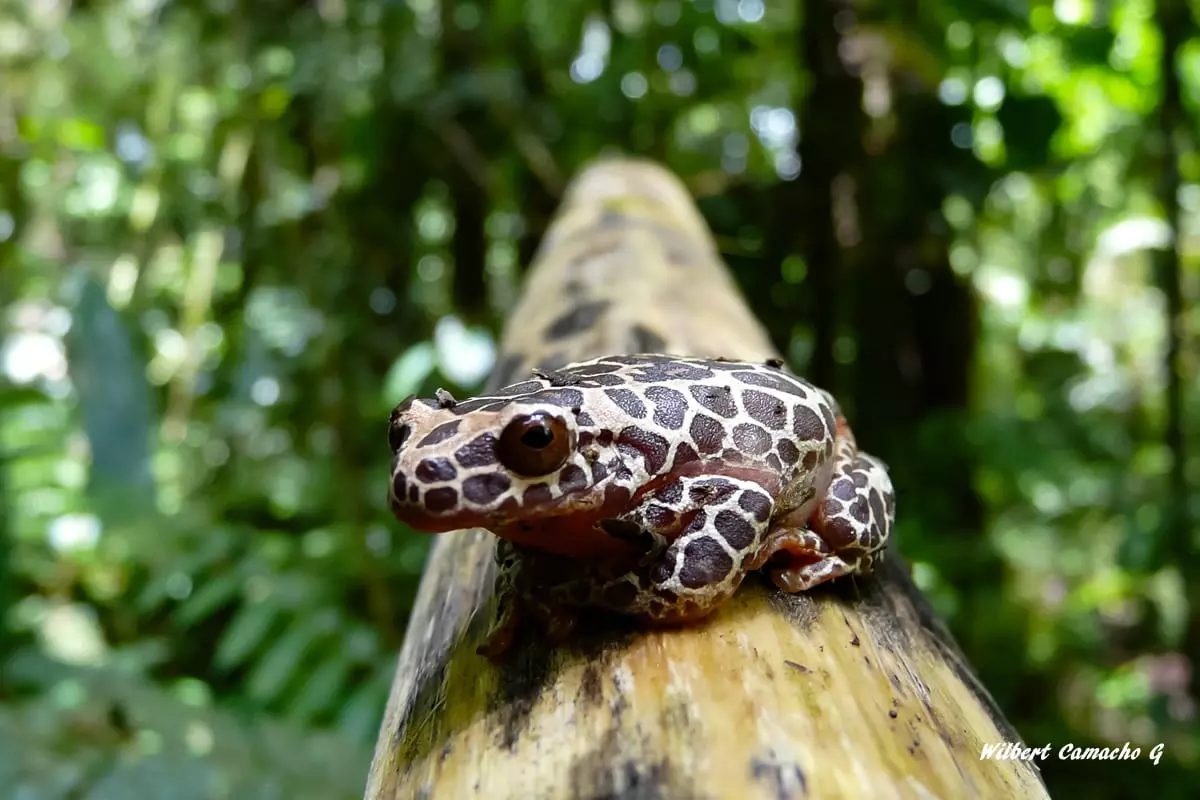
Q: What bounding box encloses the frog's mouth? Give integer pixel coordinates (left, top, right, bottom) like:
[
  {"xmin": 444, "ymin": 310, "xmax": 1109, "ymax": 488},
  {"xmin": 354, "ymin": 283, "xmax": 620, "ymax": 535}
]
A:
[
  {"xmin": 387, "ymin": 487, "xmax": 517, "ymax": 535},
  {"xmin": 389, "ymin": 473, "xmax": 648, "ymax": 562},
  {"xmin": 493, "ymin": 511, "xmax": 649, "ymax": 561}
]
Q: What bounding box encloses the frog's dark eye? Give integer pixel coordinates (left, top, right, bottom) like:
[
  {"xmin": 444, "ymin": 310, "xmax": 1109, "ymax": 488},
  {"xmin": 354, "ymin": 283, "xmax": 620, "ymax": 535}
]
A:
[
  {"xmin": 497, "ymin": 412, "xmax": 570, "ymax": 477},
  {"xmin": 389, "ymin": 422, "xmax": 412, "ymax": 453}
]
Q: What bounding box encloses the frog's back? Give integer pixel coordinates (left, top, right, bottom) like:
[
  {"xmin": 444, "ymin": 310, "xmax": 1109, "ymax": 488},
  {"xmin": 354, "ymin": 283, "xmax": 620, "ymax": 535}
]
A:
[{"xmin": 520, "ymin": 355, "xmax": 840, "ymax": 484}]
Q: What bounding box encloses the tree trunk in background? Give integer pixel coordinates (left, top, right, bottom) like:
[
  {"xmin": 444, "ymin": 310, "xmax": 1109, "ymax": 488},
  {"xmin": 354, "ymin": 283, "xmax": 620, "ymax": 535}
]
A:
[
  {"xmin": 855, "ymin": 83, "xmax": 992, "ymax": 631},
  {"xmin": 800, "ymin": 6, "xmax": 997, "ymax": 703},
  {"xmin": 0, "ymin": 147, "xmax": 19, "ymax": 688},
  {"xmin": 852, "ymin": 84, "xmax": 979, "ymax": 470},
  {"xmin": 440, "ymin": 0, "xmax": 489, "ymax": 321},
  {"xmin": 1153, "ymin": 0, "xmax": 1196, "ymax": 703},
  {"xmin": 510, "ymin": 27, "xmax": 562, "ymax": 276},
  {"xmin": 794, "ymin": 0, "xmax": 866, "ymax": 392},
  {"xmin": 0, "ymin": 387, "xmax": 11, "ymax": 696},
  {"xmin": 790, "ymin": 2, "xmax": 984, "ymax": 604}
]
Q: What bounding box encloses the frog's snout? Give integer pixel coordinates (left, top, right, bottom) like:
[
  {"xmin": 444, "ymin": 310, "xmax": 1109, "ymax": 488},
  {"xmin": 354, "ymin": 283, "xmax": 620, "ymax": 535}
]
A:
[{"xmin": 387, "ymin": 456, "xmax": 429, "ymax": 527}]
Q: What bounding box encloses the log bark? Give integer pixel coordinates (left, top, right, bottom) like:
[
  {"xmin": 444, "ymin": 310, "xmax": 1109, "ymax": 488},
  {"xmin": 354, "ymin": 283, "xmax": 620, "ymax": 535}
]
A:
[{"xmin": 365, "ymin": 158, "xmax": 1049, "ymax": 799}]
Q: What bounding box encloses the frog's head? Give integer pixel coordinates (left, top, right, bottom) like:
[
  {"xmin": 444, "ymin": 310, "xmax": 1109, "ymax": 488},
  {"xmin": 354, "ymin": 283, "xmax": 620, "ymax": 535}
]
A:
[{"xmin": 387, "ymin": 387, "xmax": 595, "ymax": 536}]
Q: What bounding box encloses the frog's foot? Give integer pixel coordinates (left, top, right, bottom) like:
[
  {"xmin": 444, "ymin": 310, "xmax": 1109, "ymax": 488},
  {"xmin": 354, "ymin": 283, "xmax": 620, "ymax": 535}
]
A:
[
  {"xmin": 755, "ymin": 527, "xmax": 869, "ymax": 592},
  {"xmin": 761, "ymin": 450, "xmax": 894, "ymax": 592},
  {"xmin": 476, "ymin": 589, "xmax": 522, "ymax": 660}
]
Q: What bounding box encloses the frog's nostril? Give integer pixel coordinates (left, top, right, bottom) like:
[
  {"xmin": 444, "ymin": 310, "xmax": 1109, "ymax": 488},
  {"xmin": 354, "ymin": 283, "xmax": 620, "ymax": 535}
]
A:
[
  {"xmin": 392, "ymin": 472, "xmax": 408, "ymax": 503},
  {"xmin": 389, "ymin": 422, "xmax": 412, "ymax": 453}
]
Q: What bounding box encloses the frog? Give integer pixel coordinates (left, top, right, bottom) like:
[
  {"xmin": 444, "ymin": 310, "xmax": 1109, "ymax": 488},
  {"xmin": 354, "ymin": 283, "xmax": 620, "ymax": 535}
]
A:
[{"xmin": 386, "ymin": 354, "xmax": 895, "ymax": 659}]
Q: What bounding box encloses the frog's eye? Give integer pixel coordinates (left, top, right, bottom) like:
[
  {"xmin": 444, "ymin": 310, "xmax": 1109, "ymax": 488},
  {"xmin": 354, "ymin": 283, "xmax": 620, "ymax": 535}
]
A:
[
  {"xmin": 389, "ymin": 422, "xmax": 412, "ymax": 453},
  {"xmin": 497, "ymin": 412, "xmax": 570, "ymax": 477}
]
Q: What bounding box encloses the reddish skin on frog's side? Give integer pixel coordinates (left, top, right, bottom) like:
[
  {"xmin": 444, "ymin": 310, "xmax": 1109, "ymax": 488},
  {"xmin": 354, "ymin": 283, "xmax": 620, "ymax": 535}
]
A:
[{"xmin": 387, "ymin": 354, "xmax": 895, "ymax": 659}]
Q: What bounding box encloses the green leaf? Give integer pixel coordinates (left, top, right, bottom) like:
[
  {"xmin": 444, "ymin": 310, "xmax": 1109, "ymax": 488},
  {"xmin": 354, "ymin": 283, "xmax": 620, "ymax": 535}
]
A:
[
  {"xmin": 87, "ymin": 756, "xmax": 215, "ymax": 800},
  {"xmin": 336, "ymin": 661, "xmax": 392, "ymax": 741},
  {"xmin": 996, "ymin": 94, "xmax": 1064, "ymax": 172},
  {"xmin": 136, "ymin": 530, "xmax": 238, "ymax": 614},
  {"xmin": 55, "ymin": 117, "xmax": 106, "ymax": 151},
  {"xmin": 0, "ymin": 386, "xmax": 52, "ymax": 412},
  {"xmin": 172, "ymin": 571, "xmax": 242, "ymax": 629},
  {"xmin": 64, "ymin": 274, "xmax": 156, "ymax": 525},
  {"xmin": 244, "ymin": 612, "xmax": 334, "ymax": 705},
  {"xmin": 214, "ymin": 599, "xmax": 281, "ymax": 673},
  {"xmin": 285, "ymin": 647, "xmax": 352, "ymax": 724}
]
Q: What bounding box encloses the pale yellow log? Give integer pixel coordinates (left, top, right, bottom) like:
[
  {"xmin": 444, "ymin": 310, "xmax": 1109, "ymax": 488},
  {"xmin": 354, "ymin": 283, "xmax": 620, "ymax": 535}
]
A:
[{"xmin": 365, "ymin": 158, "xmax": 1049, "ymax": 800}]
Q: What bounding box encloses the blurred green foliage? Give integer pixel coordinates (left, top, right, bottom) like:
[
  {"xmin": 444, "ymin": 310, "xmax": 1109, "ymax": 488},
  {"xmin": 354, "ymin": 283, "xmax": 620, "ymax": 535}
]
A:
[{"xmin": 1, "ymin": 0, "xmax": 1197, "ymax": 797}]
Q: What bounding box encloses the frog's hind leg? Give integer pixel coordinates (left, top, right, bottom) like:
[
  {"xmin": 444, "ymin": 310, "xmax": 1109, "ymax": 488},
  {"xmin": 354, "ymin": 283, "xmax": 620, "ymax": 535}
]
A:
[
  {"xmin": 610, "ymin": 475, "xmax": 775, "ymax": 625},
  {"xmin": 759, "ymin": 447, "xmax": 895, "ymax": 593}
]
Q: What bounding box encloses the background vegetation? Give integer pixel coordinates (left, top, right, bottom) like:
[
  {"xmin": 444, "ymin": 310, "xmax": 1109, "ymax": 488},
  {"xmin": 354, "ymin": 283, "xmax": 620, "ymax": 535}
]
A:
[{"xmin": 1, "ymin": 0, "xmax": 1197, "ymax": 797}]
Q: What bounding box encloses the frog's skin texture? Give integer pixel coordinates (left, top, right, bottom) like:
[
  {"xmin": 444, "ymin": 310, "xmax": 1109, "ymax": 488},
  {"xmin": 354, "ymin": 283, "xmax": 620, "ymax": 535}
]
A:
[{"xmin": 387, "ymin": 354, "xmax": 895, "ymax": 659}]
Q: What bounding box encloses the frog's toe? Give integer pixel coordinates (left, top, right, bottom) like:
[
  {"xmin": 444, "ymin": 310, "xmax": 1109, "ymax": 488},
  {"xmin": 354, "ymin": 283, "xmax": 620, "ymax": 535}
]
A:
[
  {"xmin": 769, "ymin": 551, "xmax": 865, "ymax": 592},
  {"xmin": 753, "ymin": 526, "xmax": 874, "ymax": 593},
  {"xmin": 476, "ymin": 594, "xmax": 522, "ymax": 661}
]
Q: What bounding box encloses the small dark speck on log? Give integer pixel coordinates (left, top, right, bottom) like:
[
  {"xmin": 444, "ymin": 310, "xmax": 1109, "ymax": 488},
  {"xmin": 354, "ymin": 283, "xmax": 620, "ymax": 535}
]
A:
[
  {"xmin": 784, "ymin": 660, "xmax": 810, "ymax": 674},
  {"xmin": 750, "ymin": 754, "xmax": 808, "ymax": 799},
  {"xmin": 888, "ymin": 710, "xmax": 898, "ymax": 719},
  {"xmin": 849, "ymin": 634, "xmax": 860, "ymax": 647}
]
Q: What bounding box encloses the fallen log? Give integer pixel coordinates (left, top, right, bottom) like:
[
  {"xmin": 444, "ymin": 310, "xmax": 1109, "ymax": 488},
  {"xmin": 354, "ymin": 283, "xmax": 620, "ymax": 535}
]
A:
[{"xmin": 365, "ymin": 158, "xmax": 1049, "ymax": 800}]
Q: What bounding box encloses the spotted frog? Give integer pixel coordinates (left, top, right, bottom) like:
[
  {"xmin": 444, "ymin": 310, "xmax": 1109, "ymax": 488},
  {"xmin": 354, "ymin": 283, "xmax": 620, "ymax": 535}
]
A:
[{"xmin": 387, "ymin": 354, "xmax": 895, "ymax": 658}]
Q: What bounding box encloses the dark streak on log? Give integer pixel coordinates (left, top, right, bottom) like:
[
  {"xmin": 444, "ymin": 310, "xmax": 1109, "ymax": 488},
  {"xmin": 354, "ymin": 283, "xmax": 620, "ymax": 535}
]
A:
[
  {"xmin": 545, "ymin": 300, "xmax": 611, "ymax": 341},
  {"xmin": 487, "ymin": 354, "xmax": 527, "ymax": 392},
  {"xmin": 629, "ymin": 325, "xmax": 668, "ymax": 354}
]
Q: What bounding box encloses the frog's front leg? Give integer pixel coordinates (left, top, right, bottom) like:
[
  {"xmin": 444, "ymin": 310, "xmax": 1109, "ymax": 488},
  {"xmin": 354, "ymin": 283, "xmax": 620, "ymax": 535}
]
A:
[
  {"xmin": 604, "ymin": 474, "xmax": 778, "ymax": 625},
  {"xmin": 757, "ymin": 425, "xmax": 895, "ymax": 592}
]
